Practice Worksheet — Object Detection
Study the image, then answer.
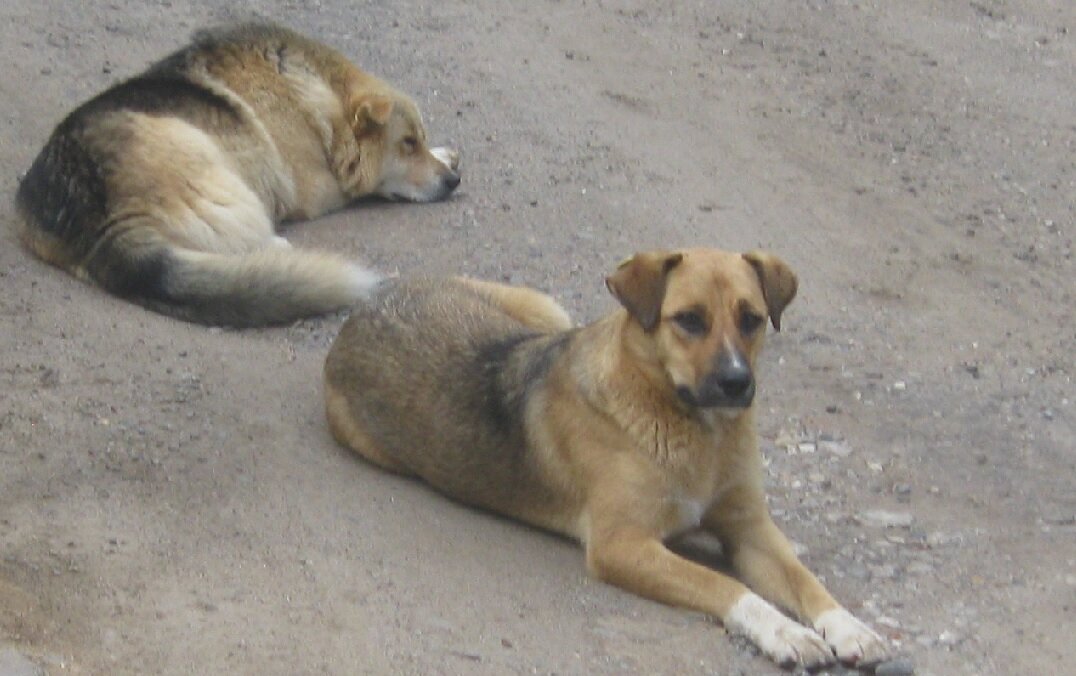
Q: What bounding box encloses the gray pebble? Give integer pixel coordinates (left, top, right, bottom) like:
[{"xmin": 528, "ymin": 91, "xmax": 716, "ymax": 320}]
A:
[
  {"xmin": 858, "ymin": 509, "xmax": 914, "ymax": 528},
  {"xmin": 875, "ymin": 658, "xmax": 915, "ymax": 676},
  {"xmin": 820, "ymin": 439, "xmax": 854, "ymax": 457}
]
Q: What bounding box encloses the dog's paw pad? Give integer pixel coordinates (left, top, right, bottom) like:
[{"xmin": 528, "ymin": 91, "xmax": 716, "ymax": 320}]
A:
[
  {"xmin": 430, "ymin": 146, "xmax": 460, "ymax": 171},
  {"xmin": 815, "ymin": 607, "xmax": 890, "ymax": 665},
  {"xmin": 726, "ymin": 593, "xmax": 835, "ymax": 668}
]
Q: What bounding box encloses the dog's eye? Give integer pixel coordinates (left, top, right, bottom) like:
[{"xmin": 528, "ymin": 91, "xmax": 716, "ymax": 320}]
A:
[
  {"xmin": 740, "ymin": 311, "xmax": 764, "ymax": 334},
  {"xmin": 672, "ymin": 310, "xmax": 707, "ymax": 336},
  {"xmin": 401, "ymin": 136, "xmax": 418, "ymax": 153}
]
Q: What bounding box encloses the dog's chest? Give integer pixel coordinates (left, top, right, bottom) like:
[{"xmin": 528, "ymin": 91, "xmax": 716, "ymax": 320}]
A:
[
  {"xmin": 668, "ymin": 493, "xmax": 710, "ymax": 535},
  {"xmin": 661, "ymin": 440, "xmax": 738, "ymax": 537}
]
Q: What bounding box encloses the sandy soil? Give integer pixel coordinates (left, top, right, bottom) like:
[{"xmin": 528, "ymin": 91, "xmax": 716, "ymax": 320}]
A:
[{"xmin": 1, "ymin": 1, "xmax": 1073, "ymax": 674}]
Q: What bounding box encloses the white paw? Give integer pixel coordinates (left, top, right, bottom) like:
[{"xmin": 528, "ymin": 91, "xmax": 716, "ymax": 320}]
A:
[
  {"xmin": 269, "ymin": 235, "xmax": 292, "ymax": 249},
  {"xmin": 726, "ymin": 593, "xmax": 834, "ymax": 668},
  {"xmin": 347, "ymin": 265, "xmax": 384, "ymax": 297},
  {"xmin": 430, "ymin": 146, "xmax": 460, "ymax": 171},
  {"xmin": 815, "ymin": 607, "xmax": 890, "ymax": 665}
]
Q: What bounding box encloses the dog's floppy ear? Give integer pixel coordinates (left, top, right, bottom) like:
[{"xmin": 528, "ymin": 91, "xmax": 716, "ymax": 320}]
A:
[
  {"xmin": 350, "ymin": 93, "xmax": 394, "ymax": 133},
  {"xmin": 742, "ymin": 250, "xmax": 798, "ymax": 331},
  {"xmin": 605, "ymin": 251, "xmax": 684, "ymax": 332}
]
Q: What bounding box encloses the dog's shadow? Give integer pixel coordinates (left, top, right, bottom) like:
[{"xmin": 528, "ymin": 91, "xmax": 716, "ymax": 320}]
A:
[{"xmin": 667, "ymin": 531, "xmax": 735, "ymax": 575}]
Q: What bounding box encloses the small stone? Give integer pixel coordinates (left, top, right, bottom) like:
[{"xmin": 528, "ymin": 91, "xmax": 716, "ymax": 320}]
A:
[
  {"xmin": 868, "ymin": 461, "xmax": 885, "ymax": 473},
  {"xmin": 876, "ymin": 615, "xmax": 902, "ymax": 630},
  {"xmin": 926, "ymin": 531, "xmax": 956, "ymax": 547},
  {"xmin": 875, "ymin": 658, "xmax": 916, "ymax": 676},
  {"xmin": 797, "ymin": 441, "xmax": 817, "ymax": 453},
  {"xmin": 907, "ymin": 561, "xmax": 935, "ymax": 576},
  {"xmin": 858, "ymin": 510, "xmax": 913, "ymax": 528},
  {"xmin": 774, "ymin": 432, "xmax": 797, "ymax": 449},
  {"xmin": 893, "ymin": 381, "xmax": 907, "ymax": 391},
  {"xmin": 937, "ymin": 630, "xmax": 963, "ymax": 647},
  {"xmin": 819, "ymin": 439, "xmax": 853, "ymax": 457}
]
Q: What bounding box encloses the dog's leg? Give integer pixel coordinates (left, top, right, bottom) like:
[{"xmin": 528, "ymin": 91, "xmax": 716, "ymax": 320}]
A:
[
  {"xmin": 585, "ymin": 524, "xmax": 834, "ymax": 668},
  {"xmin": 703, "ymin": 485, "xmax": 889, "ymax": 665},
  {"xmin": 456, "ymin": 278, "xmax": 572, "ymax": 333}
]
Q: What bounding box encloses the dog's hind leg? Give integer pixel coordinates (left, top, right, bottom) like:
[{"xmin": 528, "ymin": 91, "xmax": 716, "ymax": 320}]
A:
[
  {"xmin": 324, "ymin": 380, "xmax": 412, "ymax": 476},
  {"xmin": 456, "ymin": 278, "xmax": 572, "ymax": 333}
]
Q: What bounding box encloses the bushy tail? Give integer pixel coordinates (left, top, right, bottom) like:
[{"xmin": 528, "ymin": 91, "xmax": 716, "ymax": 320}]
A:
[{"xmin": 145, "ymin": 247, "xmax": 382, "ymax": 327}]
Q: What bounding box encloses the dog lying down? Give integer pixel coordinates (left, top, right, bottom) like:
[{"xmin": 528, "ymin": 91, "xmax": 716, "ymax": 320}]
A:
[
  {"xmin": 324, "ymin": 248, "xmax": 890, "ymax": 669},
  {"xmin": 16, "ymin": 22, "xmax": 460, "ymax": 327}
]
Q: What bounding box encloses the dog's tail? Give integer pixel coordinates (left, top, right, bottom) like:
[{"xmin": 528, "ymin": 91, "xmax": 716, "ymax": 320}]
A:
[
  {"xmin": 23, "ymin": 223, "xmax": 379, "ymax": 328},
  {"xmin": 144, "ymin": 246, "xmax": 382, "ymax": 327}
]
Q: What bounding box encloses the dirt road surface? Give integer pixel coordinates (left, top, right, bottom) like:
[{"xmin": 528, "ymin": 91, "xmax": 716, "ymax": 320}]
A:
[{"xmin": 2, "ymin": 1, "xmax": 1073, "ymax": 674}]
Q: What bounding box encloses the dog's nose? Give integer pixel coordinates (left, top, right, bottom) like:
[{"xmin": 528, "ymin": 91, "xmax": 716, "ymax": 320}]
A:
[
  {"xmin": 694, "ymin": 350, "xmax": 754, "ymax": 407},
  {"xmin": 442, "ymin": 172, "xmax": 461, "ymax": 192},
  {"xmin": 716, "ymin": 365, "xmax": 752, "ymax": 397},
  {"xmin": 715, "ymin": 349, "xmax": 753, "ymax": 398}
]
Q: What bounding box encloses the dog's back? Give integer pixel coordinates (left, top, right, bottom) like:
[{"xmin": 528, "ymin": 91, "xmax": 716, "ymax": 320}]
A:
[{"xmin": 324, "ymin": 278, "xmax": 573, "ymax": 517}]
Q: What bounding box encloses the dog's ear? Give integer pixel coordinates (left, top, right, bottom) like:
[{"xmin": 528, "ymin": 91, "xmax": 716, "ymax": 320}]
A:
[
  {"xmin": 605, "ymin": 252, "xmax": 684, "ymax": 332},
  {"xmin": 742, "ymin": 250, "xmax": 798, "ymax": 331},
  {"xmin": 350, "ymin": 94, "xmax": 394, "ymax": 133}
]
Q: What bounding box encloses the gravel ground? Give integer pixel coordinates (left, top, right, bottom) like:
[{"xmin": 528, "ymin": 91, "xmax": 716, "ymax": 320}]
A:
[{"xmin": 1, "ymin": 1, "xmax": 1073, "ymax": 674}]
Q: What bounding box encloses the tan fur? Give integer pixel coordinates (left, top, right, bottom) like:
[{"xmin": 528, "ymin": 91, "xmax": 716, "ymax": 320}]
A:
[
  {"xmin": 16, "ymin": 22, "xmax": 461, "ymax": 326},
  {"xmin": 323, "ymin": 249, "xmax": 889, "ymax": 668}
]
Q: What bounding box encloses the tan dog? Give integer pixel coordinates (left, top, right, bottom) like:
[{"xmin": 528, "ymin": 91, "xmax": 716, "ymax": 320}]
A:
[
  {"xmin": 16, "ymin": 22, "xmax": 460, "ymax": 326},
  {"xmin": 323, "ymin": 249, "xmax": 889, "ymax": 668}
]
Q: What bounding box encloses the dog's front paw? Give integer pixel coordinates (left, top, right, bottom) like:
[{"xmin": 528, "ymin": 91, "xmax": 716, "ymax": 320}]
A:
[
  {"xmin": 726, "ymin": 593, "xmax": 834, "ymax": 668},
  {"xmin": 814, "ymin": 607, "xmax": 889, "ymax": 665},
  {"xmin": 430, "ymin": 146, "xmax": 460, "ymax": 172}
]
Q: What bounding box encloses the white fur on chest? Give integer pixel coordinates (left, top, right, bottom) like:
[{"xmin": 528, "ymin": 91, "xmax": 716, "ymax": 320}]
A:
[{"xmin": 667, "ymin": 493, "xmax": 709, "ymax": 536}]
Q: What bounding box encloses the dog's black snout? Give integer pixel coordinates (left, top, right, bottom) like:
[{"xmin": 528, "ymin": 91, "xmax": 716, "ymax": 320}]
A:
[
  {"xmin": 692, "ymin": 350, "xmax": 755, "ymax": 408},
  {"xmin": 442, "ymin": 172, "xmax": 461, "ymax": 192},
  {"xmin": 716, "ymin": 362, "xmax": 752, "ymax": 397}
]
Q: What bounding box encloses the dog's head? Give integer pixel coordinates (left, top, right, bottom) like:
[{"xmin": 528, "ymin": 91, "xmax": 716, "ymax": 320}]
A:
[
  {"xmin": 343, "ymin": 90, "xmax": 461, "ymax": 202},
  {"xmin": 606, "ymin": 248, "xmax": 797, "ymax": 413}
]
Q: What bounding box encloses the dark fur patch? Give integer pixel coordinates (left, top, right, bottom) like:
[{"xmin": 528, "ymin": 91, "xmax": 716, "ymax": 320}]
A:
[
  {"xmin": 16, "ymin": 121, "xmax": 108, "ymax": 252},
  {"xmin": 79, "ymin": 75, "xmax": 242, "ymax": 124},
  {"xmin": 475, "ymin": 330, "xmax": 574, "ymax": 436},
  {"xmin": 475, "ymin": 333, "xmax": 536, "ymax": 435},
  {"xmin": 86, "ymin": 230, "xmax": 170, "ymax": 302}
]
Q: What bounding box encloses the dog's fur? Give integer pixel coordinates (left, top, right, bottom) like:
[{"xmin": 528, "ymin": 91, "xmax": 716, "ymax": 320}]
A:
[
  {"xmin": 15, "ymin": 22, "xmax": 460, "ymax": 327},
  {"xmin": 324, "ymin": 249, "xmax": 890, "ymax": 668}
]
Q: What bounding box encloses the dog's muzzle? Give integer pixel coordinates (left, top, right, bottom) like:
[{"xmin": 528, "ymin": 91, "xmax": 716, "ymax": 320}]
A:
[{"xmin": 676, "ymin": 351, "xmax": 755, "ymax": 409}]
